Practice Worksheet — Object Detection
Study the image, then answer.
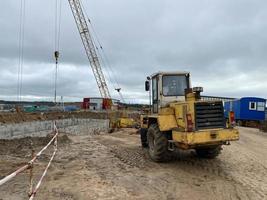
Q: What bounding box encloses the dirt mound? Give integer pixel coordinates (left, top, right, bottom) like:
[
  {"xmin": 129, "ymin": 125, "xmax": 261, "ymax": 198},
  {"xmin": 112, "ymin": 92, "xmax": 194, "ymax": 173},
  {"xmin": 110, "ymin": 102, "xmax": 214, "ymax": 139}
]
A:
[
  {"xmin": 0, "ymin": 111, "xmax": 108, "ymax": 124},
  {"xmin": 58, "ymin": 134, "xmax": 71, "ymax": 144},
  {"xmin": 0, "ymin": 134, "xmax": 71, "ymax": 156}
]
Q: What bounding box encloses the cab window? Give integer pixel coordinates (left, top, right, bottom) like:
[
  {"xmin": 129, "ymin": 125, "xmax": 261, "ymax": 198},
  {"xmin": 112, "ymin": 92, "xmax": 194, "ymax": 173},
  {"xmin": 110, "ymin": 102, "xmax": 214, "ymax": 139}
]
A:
[
  {"xmin": 162, "ymin": 75, "xmax": 189, "ymax": 96},
  {"xmin": 152, "ymin": 77, "xmax": 158, "ymax": 100}
]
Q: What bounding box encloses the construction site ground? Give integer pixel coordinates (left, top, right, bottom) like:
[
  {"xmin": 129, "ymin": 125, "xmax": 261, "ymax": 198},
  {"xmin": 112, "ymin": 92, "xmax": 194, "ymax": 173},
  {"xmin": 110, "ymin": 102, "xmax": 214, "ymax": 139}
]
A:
[
  {"xmin": 0, "ymin": 126, "xmax": 267, "ymax": 200},
  {"xmin": 0, "ymin": 111, "xmax": 108, "ymax": 124}
]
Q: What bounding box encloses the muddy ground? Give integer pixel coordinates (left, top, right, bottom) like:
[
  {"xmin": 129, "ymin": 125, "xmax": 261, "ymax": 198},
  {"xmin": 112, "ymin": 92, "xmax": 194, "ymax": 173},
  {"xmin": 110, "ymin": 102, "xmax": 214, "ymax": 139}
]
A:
[{"xmin": 0, "ymin": 127, "xmax": 267, "ymax": 200}]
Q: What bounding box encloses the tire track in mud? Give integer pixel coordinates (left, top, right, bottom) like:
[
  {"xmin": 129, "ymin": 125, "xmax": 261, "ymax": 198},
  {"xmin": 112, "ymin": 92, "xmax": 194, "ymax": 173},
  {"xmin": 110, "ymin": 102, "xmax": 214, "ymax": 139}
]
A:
[
  {"xmin": 220, "ymin": 146, "xmax": 267, "ymax": 199},
  {"xmin": 177, "ymin": 155, "xmax": 266, "ymax": 200},
  {"xmin": 109, "ymin": 146, "xmax": 151, "ymax": 169},
  {"xmin": 107, "ymin": 144, "xmax": 266, "ymax": 200},
  {"xmin": 96, "ymin": 128, "xmax": 267, "ymax": 199}
]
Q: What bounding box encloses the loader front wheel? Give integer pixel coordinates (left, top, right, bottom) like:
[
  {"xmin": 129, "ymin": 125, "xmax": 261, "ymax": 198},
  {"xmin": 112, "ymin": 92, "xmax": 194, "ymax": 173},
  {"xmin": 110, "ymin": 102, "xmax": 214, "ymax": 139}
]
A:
[
  {"xmin": 147, "ymin": 124, "xmax": 170, "ymax": 162},
  {"xmin": 195, "ymin": 146, "xmax": 222, "ymax": 159}
]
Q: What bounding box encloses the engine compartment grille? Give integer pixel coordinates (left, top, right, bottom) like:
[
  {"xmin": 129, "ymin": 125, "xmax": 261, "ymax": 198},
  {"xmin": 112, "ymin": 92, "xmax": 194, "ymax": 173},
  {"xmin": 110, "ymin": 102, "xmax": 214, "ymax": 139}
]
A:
[{"xmin": 195, "ymin": 101, "xmax": 225, "ymax": 130}]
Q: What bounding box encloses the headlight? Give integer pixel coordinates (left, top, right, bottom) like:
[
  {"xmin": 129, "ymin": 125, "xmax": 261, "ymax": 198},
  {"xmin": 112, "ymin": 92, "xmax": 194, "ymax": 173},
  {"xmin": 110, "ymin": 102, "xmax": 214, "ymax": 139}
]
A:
[{"xmin": 193, "ymin": 87, "xmax": 203, "ymax": 93}]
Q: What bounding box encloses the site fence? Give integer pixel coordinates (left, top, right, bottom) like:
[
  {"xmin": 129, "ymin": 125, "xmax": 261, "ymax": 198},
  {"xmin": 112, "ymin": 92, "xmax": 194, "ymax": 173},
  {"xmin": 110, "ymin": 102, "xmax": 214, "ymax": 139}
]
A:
[{"xmin": 0, "ymin": 121, "xmax": 59, "ymax": 199}]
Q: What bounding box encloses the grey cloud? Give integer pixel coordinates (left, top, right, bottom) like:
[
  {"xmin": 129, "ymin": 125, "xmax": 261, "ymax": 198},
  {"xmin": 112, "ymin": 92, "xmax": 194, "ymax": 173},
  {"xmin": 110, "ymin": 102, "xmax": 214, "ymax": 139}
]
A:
[{"xmin": 0, "ymin": 0, "xmax": 267, "ymax": 103}]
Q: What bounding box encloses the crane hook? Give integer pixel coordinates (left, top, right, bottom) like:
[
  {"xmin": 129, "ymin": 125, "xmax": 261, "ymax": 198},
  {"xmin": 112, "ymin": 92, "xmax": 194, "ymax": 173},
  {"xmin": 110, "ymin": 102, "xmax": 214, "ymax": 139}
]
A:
[{"xmin": 54, "ymin": 51, "xmax": 59, "ymax": 64}]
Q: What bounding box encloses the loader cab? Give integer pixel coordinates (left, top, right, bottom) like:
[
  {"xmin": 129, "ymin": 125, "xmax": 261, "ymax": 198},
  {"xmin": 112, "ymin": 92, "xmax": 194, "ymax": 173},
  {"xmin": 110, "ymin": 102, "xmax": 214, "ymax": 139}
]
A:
[{"xmin": 146, "ymin": 72, "xmax": 191, "ymax": 113}]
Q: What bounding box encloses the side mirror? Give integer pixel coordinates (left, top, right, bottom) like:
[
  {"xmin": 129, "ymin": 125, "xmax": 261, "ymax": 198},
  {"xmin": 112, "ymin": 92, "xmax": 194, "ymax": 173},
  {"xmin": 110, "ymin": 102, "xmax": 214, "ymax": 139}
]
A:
[{"xmin": 145, "ymin": 80, "xmax": 150, "ymax": 91}]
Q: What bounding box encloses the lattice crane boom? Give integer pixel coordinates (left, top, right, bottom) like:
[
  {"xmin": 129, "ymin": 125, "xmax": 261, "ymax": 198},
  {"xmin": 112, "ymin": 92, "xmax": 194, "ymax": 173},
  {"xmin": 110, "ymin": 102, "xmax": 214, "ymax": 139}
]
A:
[{"xmin": 68, "ymin": 0, "xmax": 111, "ymax": 99}]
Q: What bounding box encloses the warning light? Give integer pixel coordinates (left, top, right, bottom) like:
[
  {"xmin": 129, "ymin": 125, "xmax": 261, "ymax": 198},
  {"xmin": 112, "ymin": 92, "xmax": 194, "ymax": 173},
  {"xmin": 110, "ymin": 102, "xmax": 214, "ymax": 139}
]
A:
[{"xmin": 186, "ymin": 113, "xmax": 194, "ymax": 132}]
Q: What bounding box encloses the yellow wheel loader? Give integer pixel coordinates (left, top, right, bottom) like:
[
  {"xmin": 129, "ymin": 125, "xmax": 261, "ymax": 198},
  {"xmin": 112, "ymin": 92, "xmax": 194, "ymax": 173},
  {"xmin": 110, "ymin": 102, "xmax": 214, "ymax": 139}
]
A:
[{"xmin": 140, "ymin": 72, "xmax": 239, "ymax": 162}]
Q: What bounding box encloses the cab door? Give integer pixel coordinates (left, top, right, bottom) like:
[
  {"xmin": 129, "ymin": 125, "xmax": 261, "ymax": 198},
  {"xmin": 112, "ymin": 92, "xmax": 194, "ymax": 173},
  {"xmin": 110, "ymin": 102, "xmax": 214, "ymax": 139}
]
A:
[{"xmin": 152, "ymin": 76, "xmax": 158, "ymax": 113}]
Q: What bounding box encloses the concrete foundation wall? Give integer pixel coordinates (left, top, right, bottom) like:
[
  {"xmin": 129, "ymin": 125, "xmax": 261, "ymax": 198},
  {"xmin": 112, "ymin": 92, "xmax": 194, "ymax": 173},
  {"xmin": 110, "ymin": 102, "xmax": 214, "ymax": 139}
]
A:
[{"xmin": 0, "ymin": 118, "xmax": 109, "ymax": 140}]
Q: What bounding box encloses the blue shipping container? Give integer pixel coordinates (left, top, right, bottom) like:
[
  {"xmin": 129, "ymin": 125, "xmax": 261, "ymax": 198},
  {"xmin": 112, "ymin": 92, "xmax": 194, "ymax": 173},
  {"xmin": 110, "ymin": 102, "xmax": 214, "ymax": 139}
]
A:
[
  {"xmin": 64, "ymin": 105, "xmax": 79, "ymax": 112},
  {"xmin": 224, "ymin": 97, "xmax": 266, "ymax": 121}
]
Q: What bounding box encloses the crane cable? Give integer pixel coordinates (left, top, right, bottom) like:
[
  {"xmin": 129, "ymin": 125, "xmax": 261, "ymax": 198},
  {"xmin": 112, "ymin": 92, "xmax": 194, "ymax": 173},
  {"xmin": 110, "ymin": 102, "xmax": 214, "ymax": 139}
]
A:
[
  {"xmin": 89, "ymin": 21, "xmax": 121, "ymax": 90},
  {"xmin": 17, "ymin": 0, "xmax": 26, "ymax": 102},
  {"xmin": 80, "ymin": 0, "xmax": 126, "ymax": 103},
  {"xmin": 93, "ymin": 32, "xmax": 126, "ymax": 103},
  {"xmin": 79, "ymin": 1, "xmax": 117, "ymax": 89},
  {"xmin": 54, "ymin": 0, "xmax": 62, "ymax": 104},
  {"xmin": 89, "ymin": 25, "xmax": 126, "ymax": 103},
  {"xmin": 55, "ymin": 0, "xmax": 62, "ymax": 52}
]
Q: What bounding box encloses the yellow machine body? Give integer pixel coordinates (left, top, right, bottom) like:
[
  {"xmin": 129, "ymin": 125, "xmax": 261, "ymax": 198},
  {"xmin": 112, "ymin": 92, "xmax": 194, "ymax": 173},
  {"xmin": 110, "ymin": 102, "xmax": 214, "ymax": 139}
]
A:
[
  {"xmin": 172, "ymin": 128, "xmax": 238, "ymax": 149},
  {"xmin": 119, "ymin": 117, "xmax": 135, "ymax": 128},
  {"xmin": 141, "ymin": 79, "xmax": 239, "ymax": 150},
  {"xmin": 141, "ymin": 103, "xmax": 239, "ymax": 150}
]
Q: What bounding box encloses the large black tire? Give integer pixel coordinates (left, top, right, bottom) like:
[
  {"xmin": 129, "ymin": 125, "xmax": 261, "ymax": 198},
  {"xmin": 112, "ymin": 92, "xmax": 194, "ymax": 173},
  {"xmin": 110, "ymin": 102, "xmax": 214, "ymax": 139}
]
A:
[
  {"xmin": 147, "ymin": 124, "xmax": 171, "ymax": 162},
  {"xmin": 195, "ymin": 146, "xmax": 222, "ymax": 159},
  {"xmin": 140, "ymin": 128, "xmax": 148, "ymax": 148}
]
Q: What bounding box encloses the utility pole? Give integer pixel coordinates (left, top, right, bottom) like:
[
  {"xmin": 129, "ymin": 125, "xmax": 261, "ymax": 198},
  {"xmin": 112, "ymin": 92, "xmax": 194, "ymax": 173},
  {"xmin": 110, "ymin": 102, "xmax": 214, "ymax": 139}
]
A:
[{"xmin": 61, "ymin": 96, "xmax": 64, "ymax": 111}]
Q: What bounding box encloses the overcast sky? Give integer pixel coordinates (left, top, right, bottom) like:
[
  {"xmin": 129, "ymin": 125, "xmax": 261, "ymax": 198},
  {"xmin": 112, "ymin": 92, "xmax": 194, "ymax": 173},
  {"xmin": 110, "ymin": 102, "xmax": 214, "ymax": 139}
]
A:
[{"xmin": 0, "ymin": 0, "xmax": 267, "ymax": 103}]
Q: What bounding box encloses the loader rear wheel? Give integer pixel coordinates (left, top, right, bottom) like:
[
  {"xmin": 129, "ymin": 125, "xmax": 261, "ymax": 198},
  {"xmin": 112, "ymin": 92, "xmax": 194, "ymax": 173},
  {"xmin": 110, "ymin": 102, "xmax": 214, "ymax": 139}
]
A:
[
  {"xmin": 140, "ymin": 128, "xmax": 148, "ymax": 148},
  {"xmin": 195, "ymin": 146, "xmax": 222, "ymax": 159},
  {"xmin": 147, "ymin": 124, "xmax": 170, "ymax": 162}
]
